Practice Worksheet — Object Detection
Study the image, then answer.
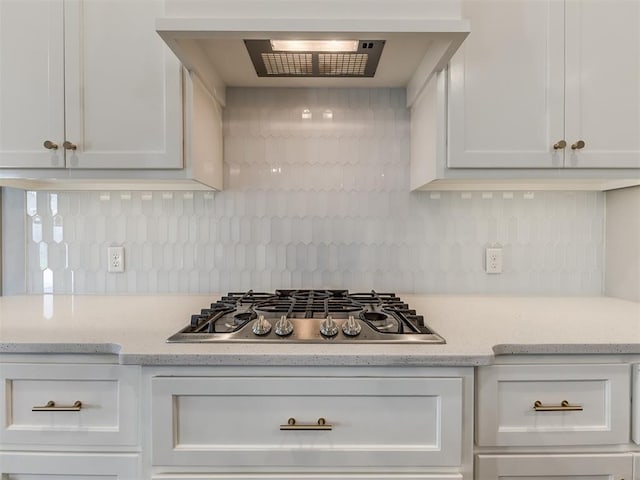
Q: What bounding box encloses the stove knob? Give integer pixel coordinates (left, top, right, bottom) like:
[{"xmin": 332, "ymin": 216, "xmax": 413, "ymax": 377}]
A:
[
  {"xmin": 342, "ymin": 315, "xmax": 362, "ymax": 337},
  {"xmin": 251, "ymin": 314, "xmax": 272, "ymax": 336},
  {"xmin": 274, "ymin": 315, "xmax": 294, "ymax": 336},
  {"xmin": 320, "ymin": 315, "xmax": 339, "ymax": 337}
]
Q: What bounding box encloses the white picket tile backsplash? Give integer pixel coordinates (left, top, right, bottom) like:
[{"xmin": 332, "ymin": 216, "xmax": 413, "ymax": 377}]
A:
[{"xmin": 19, "ymin": 87, "xmax": 604, "ymax": 294}]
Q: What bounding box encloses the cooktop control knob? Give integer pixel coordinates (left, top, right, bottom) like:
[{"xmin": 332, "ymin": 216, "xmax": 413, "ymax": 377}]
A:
[
  {"xmin": 320, "ymin": 315, "xmax": 339, "ymax": 337},
  {"xmin": 342, "ymin": 315, "xmax": 362, "ymax": 337},
  {"xmin": 274, "ymin": 315, "xmax": 294, "ymax": 336},
  {"xmin": 252, "ymin": 314, "xmax": 272, "ymax": 336}
]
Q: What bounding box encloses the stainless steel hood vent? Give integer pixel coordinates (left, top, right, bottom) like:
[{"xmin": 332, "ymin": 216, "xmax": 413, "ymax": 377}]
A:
[{"xmin": 245, "ymin": 39, "xmax": 385, "ymax": 77}]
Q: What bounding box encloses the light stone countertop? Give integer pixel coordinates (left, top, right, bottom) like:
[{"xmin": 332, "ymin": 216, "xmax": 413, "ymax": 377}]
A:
[{"xmin": 0, "ymin": 294, "xmax": 639, "ymax": 366}]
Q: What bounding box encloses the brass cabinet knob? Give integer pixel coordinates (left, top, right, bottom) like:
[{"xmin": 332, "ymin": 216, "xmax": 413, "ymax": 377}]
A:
[
  {"xmin": 553, "ymin": 140, "xmax": 567, "ymax": 150},
  {"xmin": 62, "ymin": 141, "xmax": 77, "ymax": 151},
  {"xmin": 571, "ymin": 140, "xmax": 586, "ymax": 150},
  {"xmin": 43, "ymin": 140, "xmax": 58, "ymax": 150}
]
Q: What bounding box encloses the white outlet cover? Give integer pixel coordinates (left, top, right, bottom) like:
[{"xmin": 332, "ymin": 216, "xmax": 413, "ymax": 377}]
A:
[{"xmin": 108, "ymin": 246, "xmax": 125, "ymax": 273}]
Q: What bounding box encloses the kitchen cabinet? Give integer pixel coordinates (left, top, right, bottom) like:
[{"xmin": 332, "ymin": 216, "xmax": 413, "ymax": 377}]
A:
[
  {"xmin": 475, "ymin": 361, "xmax": 632, "ymax": 480},
  {"xmin": 0, "ymin": 0, "xmax": 181, "ymax": 170},
  {"xmin": 147, "ymin": 366, "xmax": 473, "ymax": 478},
  {"xmin": 476, "ymin": 363, "xmax": 630, "ymax": 446},
  {"xmin": 476, "ymin": 453, "xmax": 633, "ymax": 479},
  {"xmin": 449, "ymin": 0, "xmax": 640, "ymax": 170},
  {"xmin": 0, "ymin": 361, "xmax": 141, "ymax": 478},
  {"xmin": 411, "ymin": 0, "xmax": 640, "ymax": 191},
  {"xmin": 0, "ymin": 452, "xmax": 139, "ymax": 479},
  {"xmin": 0, "ymin": 0, "xmax": 222, "ymax": 190}
]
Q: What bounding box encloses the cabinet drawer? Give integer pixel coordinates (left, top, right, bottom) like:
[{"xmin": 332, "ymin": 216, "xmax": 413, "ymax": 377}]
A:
[
  {"xmin": 153, "ymin": 476, "xmax": 462, "ymax": 480},
  {"xmin": 0, "ymin": 451, "xmax": 139, "ymax": 479},
  {"xmin": 476, "ymin": 364, "xmax": 629, "ymax": 446},
  {"xmin": 476, "ymin": 453, "xmax": 633, "ymax": 479},
  {"xmin": 0, "ymin": 364, "xmax": 139, "ymax": 447},
  {"xmin": 152, "ymin": 376, "xmax": 463, "ymax": 468}
]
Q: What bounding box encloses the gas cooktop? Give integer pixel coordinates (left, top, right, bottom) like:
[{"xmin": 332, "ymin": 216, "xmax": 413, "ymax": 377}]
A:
[{"xmin": 167, "ymin": 290, "xmax": 445, "ymax": 344}]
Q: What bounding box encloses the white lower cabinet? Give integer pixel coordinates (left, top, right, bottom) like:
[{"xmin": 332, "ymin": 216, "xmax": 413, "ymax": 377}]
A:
[
  {"xmin": 151, "ymin": 476, "xmax": 463, "ymax": 480},
  {"xmin": 147, "ymin": 367, "xmax": 473, "ymax": 478},
  {"xmin": 475, "ymin": 362, "xmax": 634, "ymax": 480},
  {"xmin": 0, "ymin": 361, "xmax": 141, "ymax": 478},
  {"xmin": 476, "ymin": 453, "xmax": 633, "ymax": 479},
  {"xmin": 0, "ymin": 452, "xmax": 139, "ymax": 479},
  {"xmin": 476, "ymin": 363, "xmax": 630, "ymax": 446}
]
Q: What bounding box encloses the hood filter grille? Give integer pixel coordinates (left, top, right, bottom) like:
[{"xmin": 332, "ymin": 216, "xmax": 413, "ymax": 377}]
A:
[
  {"xmin": 262, "ymin": 53, "xmax": 313, "ymax": 75},
  {"xmin": 246, "ymin": 40, "xmax": 385, "ymax": 78},
  {"xmin": 319, "ymin": 53, "xmax": 367, "ymax": 76}
]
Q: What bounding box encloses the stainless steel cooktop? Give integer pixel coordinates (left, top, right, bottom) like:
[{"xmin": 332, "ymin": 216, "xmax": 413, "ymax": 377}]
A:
[{"xmin": 168, "ymin": 290, "xmax": 445, "ymax": 344}]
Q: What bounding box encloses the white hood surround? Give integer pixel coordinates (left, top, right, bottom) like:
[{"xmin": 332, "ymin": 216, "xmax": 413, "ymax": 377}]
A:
[{"xmin": 157, "ymin": 0, "xmax": 470, "ymax": 107}]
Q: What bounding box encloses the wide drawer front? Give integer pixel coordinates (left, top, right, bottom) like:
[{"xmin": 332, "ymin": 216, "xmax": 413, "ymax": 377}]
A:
[
  {"xmin": 476, "ymin": 453, "xmax": 633, "ymax": 479},
  {"xmin": 152, "ymin": 376, "xmax": 463, "ymax": 468},
  {"xmin": 0, "ymin": 363, "xmax": 139, "ymax": 447},
  {"xmin": 476, "ymin": 363, "xmax": 630, "ymax": 446}
]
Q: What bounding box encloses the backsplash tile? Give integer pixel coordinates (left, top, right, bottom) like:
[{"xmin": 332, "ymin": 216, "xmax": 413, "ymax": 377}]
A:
[
  {"xmin": 20, "ymin": 187, "xmax": 604, "ymax": 295},
  {"xmin": 12, "ymin": 87, "xmax": 604, "ymax": 295}
]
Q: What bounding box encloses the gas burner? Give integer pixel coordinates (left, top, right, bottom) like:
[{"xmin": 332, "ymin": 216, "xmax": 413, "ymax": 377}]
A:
[
  {"xmin": 168, "ymin": 289, "xmax": 445, "ymax": 344},
  {"xmin": 359, "ymin": 311, "xmax": 396, "ymax": 331}
]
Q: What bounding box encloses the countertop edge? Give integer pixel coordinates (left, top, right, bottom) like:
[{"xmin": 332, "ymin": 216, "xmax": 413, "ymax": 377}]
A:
[{"xmin": 4, "ymin": 341, "xmax": 640, "ymax": 367}]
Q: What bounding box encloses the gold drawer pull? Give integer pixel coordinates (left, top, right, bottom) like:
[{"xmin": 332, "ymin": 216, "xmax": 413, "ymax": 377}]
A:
[
  {"xmin": 32, "ymin": 400, "xmax": 82, "ymax": 412},
  {"xmin": 553, "ymin": 140, "xmax": 567, "ymax": 150},
  {"xmin": 280, "ymin": 417, "xmax": 332, "ymax": 431},
  {"xmin": 534, "ymin": 400, "xmax": 583, "ymax": 412}
]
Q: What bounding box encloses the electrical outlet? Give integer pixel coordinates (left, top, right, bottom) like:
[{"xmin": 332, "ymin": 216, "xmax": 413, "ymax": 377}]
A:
[
  {"xmin": 485, "ymin": 246, "xmax": 503, "ymax": 274},
  {"xmin": 108, "ymin": 246, "xmax": 125, "ymax": 273}
]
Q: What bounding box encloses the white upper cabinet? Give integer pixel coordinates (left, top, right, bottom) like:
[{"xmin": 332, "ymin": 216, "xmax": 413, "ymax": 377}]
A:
[
  {"xmin": 448, "ymin": 0, "xmax": 564, "ymax": 169},
  {"xmin": 448, "ymin": 0, "xmax": 640, "ymax": 170},
  {"xmin": 0, "ymin": 0, "xmax": 182, "ymax": 170},
  {"xmin": 564, "ymin": 0, "xmax": 640, "ymax": 169},
  {"xmin": 64, "ymin": 0, "xmax": 182, "ymax": 169},
  {"xmin": 0, "ymin": 0, "xmax": 65, "ymax": 169}
]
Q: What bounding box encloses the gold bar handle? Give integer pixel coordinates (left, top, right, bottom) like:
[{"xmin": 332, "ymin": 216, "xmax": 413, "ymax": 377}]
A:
[
  {"xmin": 32, "ymin": 400, "xmax": 83, "ymax": 412},
  {"xmin": 280, "ymin": 417, "xmax": 332, "ymax": 431},
  {"xmin": 534, "ymin": 400, "xmax": 583, "ymax": 412}
]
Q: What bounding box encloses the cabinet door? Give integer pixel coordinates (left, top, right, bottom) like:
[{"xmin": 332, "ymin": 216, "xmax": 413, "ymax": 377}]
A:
[
  {"xmin": 448, "ymin": 0, "xmax": 565, "ymax": 168},
  {"xmin": 476, "ymin": 453, "xmax": 633, "ymax": 479},
  {"xmin": 0, "ymin": 0, "xmax": 65, "ymax": 169},
  {"xmin": 564, "ymin": 0, "xmax": 640, "ymax": 168},
  {"xmin": 64, "ymin": 0, "xmax": 182, "ymax": 169}
]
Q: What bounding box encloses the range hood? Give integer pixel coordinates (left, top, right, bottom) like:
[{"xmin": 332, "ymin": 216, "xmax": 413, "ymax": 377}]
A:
[{"xmin": 156, "ymin": 2, "xmax": 470, "ymax": 108}]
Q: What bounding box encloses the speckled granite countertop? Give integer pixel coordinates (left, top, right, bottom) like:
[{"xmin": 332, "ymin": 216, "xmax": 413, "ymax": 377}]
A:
[{"xmin": 0, "ymin": 294, "xmax": 638, "ymax": 366}]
